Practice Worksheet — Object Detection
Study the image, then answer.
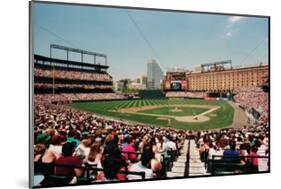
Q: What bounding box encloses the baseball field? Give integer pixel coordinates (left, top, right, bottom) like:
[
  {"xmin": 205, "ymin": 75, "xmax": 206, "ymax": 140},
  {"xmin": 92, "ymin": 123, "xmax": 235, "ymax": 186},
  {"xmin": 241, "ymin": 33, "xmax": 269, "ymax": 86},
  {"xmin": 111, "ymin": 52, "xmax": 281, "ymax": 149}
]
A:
[{"xmin": 69, "ymin": 99, "xmax": 234, "ymax": 130}]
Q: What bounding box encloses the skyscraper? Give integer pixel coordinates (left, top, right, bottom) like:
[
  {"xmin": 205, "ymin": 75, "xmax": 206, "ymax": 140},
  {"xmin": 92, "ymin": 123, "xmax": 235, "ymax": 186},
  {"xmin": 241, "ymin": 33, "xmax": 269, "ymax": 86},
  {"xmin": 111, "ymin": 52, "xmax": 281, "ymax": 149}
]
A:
[{"xmin": 147, "ymin": 59, "xmax": 164, "ymax": 89}]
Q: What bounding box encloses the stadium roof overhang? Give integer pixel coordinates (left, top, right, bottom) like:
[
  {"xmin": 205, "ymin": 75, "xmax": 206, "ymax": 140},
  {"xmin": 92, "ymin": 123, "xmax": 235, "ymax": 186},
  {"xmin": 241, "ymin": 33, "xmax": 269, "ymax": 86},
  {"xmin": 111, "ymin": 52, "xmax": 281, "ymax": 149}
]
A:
[{"xmin": 34, "ymin": 54, "xmax": 109, "ymax": 69}]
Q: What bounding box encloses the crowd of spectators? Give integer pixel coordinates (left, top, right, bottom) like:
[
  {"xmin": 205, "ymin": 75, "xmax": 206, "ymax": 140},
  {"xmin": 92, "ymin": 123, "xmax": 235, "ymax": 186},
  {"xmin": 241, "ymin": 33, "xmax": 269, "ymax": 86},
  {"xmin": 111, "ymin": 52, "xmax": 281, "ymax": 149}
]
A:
[
  {"xmin": 165, "ymin": 91, "xmax": 204, "ymax": 98},
  {"xmin": 35, "ymin": 94, "xmax": 70, "ymax": 103},
  {"xmin": 35, "ymin": 93, "xmax": 126, "ymax": 103},
  {"xmin": 34, "ymin": 63, "xmax": 124, "ymax": 103},
  {"xmin": 166, "ymin": 92, "xmax": 188, "ymax": 98},
  {"xmin": 33, "ymin": 84, "xmax": 269, "ymax": 186},
  {"xmin": 74, "ymin": 93, "xmax": 125, "ymax": 101},
  {"xmin": 234, "ymin": 87, "xmax": 268, "ymax": 113},
  {"xmin": 193, "ymin": 86, "xmax": 269, "ymax": 174},
  {"xmin": 234, "ymin": 86, "xmax": 269, "ymax": 127},
  {"xmin": 34, "ymin": 67, "xmax": 112, "ymax": 82},
  {"xmin": 35, "ymin": 83, "xmax": 113, "ymax": 90},
  {"xmin": 186, "ymin": 92, "xmax": 205, "ymax": 99},
  {"xmin": 194, "ymin": 123, "xmax": 269, "ymax": 173},
  {"xmin": 34, "ymin": 98, "xmax": 187, "ymax": 186}
]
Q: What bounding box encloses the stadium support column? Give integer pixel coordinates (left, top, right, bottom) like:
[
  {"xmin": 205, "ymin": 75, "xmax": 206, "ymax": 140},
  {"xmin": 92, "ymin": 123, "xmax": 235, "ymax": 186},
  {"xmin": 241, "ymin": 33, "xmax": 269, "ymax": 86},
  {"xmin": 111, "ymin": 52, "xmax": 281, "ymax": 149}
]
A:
[
  {"xmin": 50, "ymin": 46, "xmax": 55, "ymax": 97},
  {"xmin": 52, "ymin": 65, "xmax": 55, "ymax": 97},
  {"xmin": 81, "ymin": 52, "xmax": 84, "ymax": 63},
  {"xmin": 66, "ymin": 49, "xmax": 69, "ymax": 68}
]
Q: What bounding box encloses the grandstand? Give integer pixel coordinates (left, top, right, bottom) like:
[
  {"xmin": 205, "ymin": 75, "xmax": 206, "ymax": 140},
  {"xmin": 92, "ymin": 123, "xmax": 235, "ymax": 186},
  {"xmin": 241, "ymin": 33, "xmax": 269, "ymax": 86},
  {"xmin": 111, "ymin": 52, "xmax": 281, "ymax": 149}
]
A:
[
  {"xmin": 165, "ymin": 91, "xmax": 205, "ymax": 99},
  {"xmin": 34, "ymin": 86, "xmax": 269, "ymax": 187},
  {"xmin": 34, "ymin": 45, "xmax": 126, "ymax": 102}
]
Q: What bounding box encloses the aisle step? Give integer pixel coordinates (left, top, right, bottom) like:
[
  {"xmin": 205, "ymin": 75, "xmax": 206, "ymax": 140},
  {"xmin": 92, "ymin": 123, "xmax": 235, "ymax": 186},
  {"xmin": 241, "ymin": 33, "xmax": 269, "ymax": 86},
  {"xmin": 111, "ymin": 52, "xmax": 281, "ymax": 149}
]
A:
[
  {"xmin": 188, "ymin": 139, "xmax": 207, "ymax": 177},
  {"xmin": 167, "ymin": 139, "xmax": 189, "ymax": 178}
]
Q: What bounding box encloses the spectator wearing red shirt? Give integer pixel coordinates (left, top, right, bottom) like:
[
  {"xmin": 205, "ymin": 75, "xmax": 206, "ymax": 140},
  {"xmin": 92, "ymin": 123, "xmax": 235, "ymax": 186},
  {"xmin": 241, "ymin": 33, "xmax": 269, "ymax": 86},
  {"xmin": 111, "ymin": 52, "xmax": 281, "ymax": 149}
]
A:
[
  {"xmin": 247, "ymin": 145, "xmax": 259, "ymax": 173},
  {"xmin": 55, "ymin": 142, "xmax": 83, "ymax": 183},
  {"xmin": 122, "ymin": 135, "xmax": 137, "ymax": 162}
]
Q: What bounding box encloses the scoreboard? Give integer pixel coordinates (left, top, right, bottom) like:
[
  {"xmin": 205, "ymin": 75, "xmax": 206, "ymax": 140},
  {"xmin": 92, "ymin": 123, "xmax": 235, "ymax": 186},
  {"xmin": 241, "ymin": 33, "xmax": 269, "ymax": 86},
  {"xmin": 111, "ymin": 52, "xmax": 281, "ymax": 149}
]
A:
[
  {"xmin": 164, "ymin": 80, "xmax": 188, "ymax": 91},
  {"xmin": 163, "ymin": 70, "xmax": 187, "ymax": 91}
]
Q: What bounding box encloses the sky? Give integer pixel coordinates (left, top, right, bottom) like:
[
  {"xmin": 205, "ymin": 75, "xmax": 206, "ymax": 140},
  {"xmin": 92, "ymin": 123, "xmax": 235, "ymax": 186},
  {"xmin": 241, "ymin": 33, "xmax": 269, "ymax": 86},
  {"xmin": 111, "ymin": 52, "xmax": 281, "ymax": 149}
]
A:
[{"xmin": 33, "ymin": 2, "xmax": 269, "ymax": 81}]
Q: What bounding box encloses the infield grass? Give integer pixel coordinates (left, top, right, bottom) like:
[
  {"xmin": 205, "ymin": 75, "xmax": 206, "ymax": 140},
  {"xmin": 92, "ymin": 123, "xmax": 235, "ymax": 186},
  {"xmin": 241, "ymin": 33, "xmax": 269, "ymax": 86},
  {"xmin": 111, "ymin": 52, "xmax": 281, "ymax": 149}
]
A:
[{"xmin": 138, "ymin": 106, "xmax": 208, "ymax": 116}]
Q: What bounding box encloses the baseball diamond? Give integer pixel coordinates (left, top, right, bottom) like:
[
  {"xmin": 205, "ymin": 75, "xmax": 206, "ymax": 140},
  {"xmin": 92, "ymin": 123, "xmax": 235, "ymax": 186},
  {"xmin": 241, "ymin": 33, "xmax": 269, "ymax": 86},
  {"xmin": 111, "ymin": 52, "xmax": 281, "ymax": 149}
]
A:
[{"xmin": 69, "ymin": 99, "xmax": 236, "ymax": 130}]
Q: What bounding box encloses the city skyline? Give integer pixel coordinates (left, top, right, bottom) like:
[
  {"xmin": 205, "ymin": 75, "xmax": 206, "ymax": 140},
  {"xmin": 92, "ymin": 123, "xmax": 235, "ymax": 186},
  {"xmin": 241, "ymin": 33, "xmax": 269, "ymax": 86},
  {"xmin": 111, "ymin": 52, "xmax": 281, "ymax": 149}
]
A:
[{"xmin": 33, "ymin": 3, "xmax": 269, "ymax": 81}]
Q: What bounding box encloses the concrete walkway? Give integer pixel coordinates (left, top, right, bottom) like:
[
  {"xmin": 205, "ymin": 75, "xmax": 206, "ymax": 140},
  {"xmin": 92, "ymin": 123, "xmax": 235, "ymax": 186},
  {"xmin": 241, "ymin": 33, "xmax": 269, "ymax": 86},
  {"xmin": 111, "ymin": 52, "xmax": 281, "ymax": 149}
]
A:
[
  {"xmin": 167, "ymin": 139, "xmax": 189, "ymax": 177},
  {"xmin": 189, "ymin": 139, "xmax": 208, "ymax": 176},
  {"xmin": 166, "ymin": 139, "xmax": 209, "ymax": 177},
  {"xmin": 228, "ymin": 101, "xmax": 248, "ymax": 128}
]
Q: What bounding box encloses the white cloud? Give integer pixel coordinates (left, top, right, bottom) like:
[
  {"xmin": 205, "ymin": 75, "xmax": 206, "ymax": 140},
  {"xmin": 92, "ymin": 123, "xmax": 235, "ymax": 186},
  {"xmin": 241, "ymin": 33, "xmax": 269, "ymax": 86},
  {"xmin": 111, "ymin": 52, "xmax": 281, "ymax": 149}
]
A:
[
  {"xmin": 225, "ymin": 31, "xmax": 233, "ymax": 37},
  {"xmin": 223, "ymin": 16, "xmax": 245, "ymax": 38},
  {"xmin": 228, "ymin": 16, "xmax": 245, "ymax": 24}
]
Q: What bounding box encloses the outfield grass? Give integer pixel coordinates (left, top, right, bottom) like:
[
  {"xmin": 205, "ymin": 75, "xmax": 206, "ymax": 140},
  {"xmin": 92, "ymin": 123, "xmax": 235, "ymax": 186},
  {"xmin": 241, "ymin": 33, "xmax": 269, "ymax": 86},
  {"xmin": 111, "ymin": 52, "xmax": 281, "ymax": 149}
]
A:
[
  {"xmin": 138, "ymin": 106, "xmax": 208, "ymax": 116},
  {"xmin": 69, "ymin": 99, "xmax": 234, "ymax": 130}
]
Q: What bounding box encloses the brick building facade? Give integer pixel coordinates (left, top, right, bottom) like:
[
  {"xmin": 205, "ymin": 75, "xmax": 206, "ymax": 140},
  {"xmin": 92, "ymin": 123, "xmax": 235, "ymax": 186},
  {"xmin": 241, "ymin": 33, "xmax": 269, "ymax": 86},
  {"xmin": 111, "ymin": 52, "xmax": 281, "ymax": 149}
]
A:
[{"xmin": 186, "ymin": 64, "xmax": 268, "ymax": 92}]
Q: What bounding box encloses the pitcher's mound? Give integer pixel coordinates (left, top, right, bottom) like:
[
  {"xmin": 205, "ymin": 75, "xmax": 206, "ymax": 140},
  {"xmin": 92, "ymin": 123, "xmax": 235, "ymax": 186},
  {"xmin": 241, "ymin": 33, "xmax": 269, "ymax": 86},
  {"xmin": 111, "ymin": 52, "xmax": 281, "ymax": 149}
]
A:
[
  {"xmin": 170, "ymin": 107, "xmax": 182, "ymax": 112},
  {"xmin": 175, "ymin": 115, "xmax": 210, "ymax": 122}
]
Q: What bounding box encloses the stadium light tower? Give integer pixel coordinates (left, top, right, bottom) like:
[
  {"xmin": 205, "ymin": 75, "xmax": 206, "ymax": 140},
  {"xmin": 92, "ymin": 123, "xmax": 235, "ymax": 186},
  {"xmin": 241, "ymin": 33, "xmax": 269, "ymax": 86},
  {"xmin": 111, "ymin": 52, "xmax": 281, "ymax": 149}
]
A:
[{"xmin": 49, "ymin": 44, "xmax": 108, "ymax": 97}]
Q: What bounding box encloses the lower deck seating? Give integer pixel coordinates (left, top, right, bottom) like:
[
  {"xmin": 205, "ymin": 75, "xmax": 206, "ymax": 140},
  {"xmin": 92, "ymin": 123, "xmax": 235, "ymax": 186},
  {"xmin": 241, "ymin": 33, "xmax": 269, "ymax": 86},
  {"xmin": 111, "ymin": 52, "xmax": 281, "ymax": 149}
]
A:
[
  {"xmin": 165, "ymin": 91, "xmax": 205, "ymax": 98},
  {"xmin": 35, "ymin": 93, "xmax": 126, "ymax": 102}
]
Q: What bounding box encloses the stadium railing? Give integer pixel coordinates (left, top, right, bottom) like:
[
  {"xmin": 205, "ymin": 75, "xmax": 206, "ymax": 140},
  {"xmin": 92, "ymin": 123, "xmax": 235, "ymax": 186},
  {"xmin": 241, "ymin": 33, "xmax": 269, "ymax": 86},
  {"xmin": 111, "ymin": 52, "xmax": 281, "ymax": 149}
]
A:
[
  {"xmin": 208, "ymin": 155, "xmax": 269, "ymax": 175},
  {"xmin": 35, "ymin": 163, "xmax": 146, "ymax": 187},
  {"xmin": 184, "ymin": 139, "xmax": 191, "ymax": 177},
  {"xmin": 121, "ymin": 150, "xmax": 178, "ymax": 178}
]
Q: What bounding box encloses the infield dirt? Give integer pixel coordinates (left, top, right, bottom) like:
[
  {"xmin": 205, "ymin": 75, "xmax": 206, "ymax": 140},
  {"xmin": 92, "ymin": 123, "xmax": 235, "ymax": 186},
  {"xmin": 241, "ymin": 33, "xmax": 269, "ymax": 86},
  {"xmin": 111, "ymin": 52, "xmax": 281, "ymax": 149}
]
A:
[{"xmin": 115, "ymin": 104, "xmax": 220, "ymax": 123}]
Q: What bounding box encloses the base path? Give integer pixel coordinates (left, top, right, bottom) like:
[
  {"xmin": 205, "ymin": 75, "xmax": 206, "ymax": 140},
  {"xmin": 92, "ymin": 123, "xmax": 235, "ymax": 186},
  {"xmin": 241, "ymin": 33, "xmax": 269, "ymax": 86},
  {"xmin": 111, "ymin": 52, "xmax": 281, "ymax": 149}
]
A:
[
  {"xmin": 228, "ymin": 101, "xmax": 248, "ymax": 128},
  {"xmin": 115, "ymin": 104, "xmax": 220, "ymax": 123}
]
